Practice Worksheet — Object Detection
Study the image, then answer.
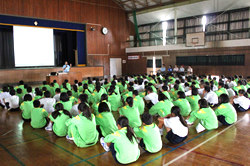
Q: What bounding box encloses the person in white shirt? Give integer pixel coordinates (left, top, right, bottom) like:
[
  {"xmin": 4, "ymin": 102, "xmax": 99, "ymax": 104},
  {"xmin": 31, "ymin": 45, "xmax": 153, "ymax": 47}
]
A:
[
  {"xmin": 173, "ymin": 65, "xmax": 179, "ymax": 72},
  {"xmin": 22, "ymin": 86, "xmax": 35, "ymax": 100},
  {"xmin": 4, "ymin": 89, "xmax": 19, "ymax": 111},
  {"xmin": 224, "ymin": 84, "xmax": 235, "ymax": 98},
  {"xmin": 70, "ymin": 94, "xmax": 88, "ymax": 117},
  {"xmin": 144, "ymin": 86, "xmax": 159, "ymax": 109},
  {"xmin": 128, "ymin": 75, "xmax": 135, "ymax": 83},
  {"xmin": 232, "ymin": 89, "xmax": 250, "ymax": 112},
  {"xmin": 158, "ymin": 106, "xmax": 188, "ymax": 144},
  {"xmin": 187, "ymin": 66, "xmax": 193, "ymax": 75},
  {"xmin": 53, "ymin": 88, "xmax": 61, "ymax": 102},
  {"xmin": 0, "ymin": 86, "xmax": 11, "ymax": 108},
  {"xmin": 198, "ymin": 83, "xmax": 205, "ymax": 97},
  {"xmin": 39, "ymin": 91, "xmax": 56, "ymax": 113},
  {"xmin": 179, "ymin": 65, "xmax": 185, "ymax": 72},
  {"xmin": 202, "ymin": 86, "xmax": 218, "ymax": 107},
  {"xmin": 134, "ymin": 78, "xmax": 144, "ymax": 93},
  {"xmin": 227, "ymin": 77, "xmax": 237, "ymax": 88}
]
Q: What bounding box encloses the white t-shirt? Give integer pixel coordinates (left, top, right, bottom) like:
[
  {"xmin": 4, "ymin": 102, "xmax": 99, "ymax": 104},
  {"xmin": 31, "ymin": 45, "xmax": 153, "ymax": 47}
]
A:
[
  {"xmin": 22, "ymin": 92, "xmax": 36, "ymax": 100},
  {"xmin": 39, "ymin": 98, "xmax": 56, "ymax": 113},
  {"xmin": 234, "ymin": 96, "xmax": 250, "ymax": 110},
  {"xmin": 198, "ymin": 88, "xmax": 204, "ymax": 97},
  {"xmin": 164, "ymin": 116, "xmax": 188, "ymax": 137},
  {"xmin": 227, "ymin": 89, "xmax": 236, "ymax": 98},
  {"xmin": 0, "ymin": 92, "xmax": 11, "ymax": 105},
  {"xmin": 187, "ymin": 68, "xmax": 193, "ymax": 73},
  {"xmin": 173, "ymin": 67, "xmax": 179, "ymax": 72},
  {"xmin": 203, "ymin": 91, "xmax": 218, "ymax": 105},
  {"xmin": 5, "ymin": 95, "xmax": 19, "ymax": 109},
  {"xmin": 227, "ymin": 81, "xmax": 237, "ymax": 88},
  {"xmin": 70, "ymin": 104, "xmax": 79, "ymax": 117},
  {"xmin": 212, "ymin": 86, "xmax": 218, "ymax": 91},
  {"xmin": 155, "ymin": 84, "xmax": 163, "ymax": 89},
  {"xmin": 179, "ymin": 67, "xmax": 185, "ymax": 72},
  {"xmin": 128, "ymin": 78, "xmax": 135, "ymax": 82},
  {"xmin": 144, "ymin": 92, "xmax": 159, "ymax": 105},
  {"xmin": 185, "ymin": 90, "xmax": 192, "ymax": 97},
  {"xmin": 53, "ymin": 94, "xmax": 61, "ymax": 102},
  {"xmin": 135, "ymin": 85, "xmax": 144, "ymax": 93}
]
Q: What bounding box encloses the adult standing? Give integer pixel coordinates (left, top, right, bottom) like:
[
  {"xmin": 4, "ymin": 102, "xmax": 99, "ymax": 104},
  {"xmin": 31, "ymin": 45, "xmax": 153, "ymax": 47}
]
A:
[{"xmin": 63, "ymin": 61, "xmax": 72, "ymax": 73}]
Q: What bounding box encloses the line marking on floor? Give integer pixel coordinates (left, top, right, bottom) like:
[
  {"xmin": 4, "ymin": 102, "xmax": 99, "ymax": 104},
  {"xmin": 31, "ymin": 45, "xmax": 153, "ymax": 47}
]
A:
[
  {"xmin": 0, "ymin": 143, "xmax": 25, "ymax": 166},
  {"xmin": 1, "ymin": 130, "xmax": 13, "ymax": 136},
  {"xmin": 164, "ymin": 117, "xmax": 245, "ymax": 166}
]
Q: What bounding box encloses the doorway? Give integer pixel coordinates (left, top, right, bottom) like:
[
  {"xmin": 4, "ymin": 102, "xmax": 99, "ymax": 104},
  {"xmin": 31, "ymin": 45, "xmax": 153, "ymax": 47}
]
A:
[{"xmin": 110, "ymin": 58, "xmax": 122, "ymax": 78}]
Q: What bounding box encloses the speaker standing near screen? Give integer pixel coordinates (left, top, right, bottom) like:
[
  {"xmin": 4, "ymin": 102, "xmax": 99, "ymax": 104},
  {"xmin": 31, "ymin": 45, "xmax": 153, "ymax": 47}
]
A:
[{"xmin": 63, "ymin": 61, "xmax": 72, "ymax": 73}]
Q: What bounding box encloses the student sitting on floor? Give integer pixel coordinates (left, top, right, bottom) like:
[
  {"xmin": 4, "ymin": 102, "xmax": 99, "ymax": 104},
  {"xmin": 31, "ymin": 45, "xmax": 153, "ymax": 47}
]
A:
[
  {"xmin": 132, "ymin": 90, "xmax": 145, "ymax": 115},
  {"xmin": 232, "ymin": 89, "xmax": 250, "ymax": 112},
  {"xmin": 21, "ymin": 94, "xmax": 34, "ymax": 121},
  {"xmin": 92, "ymin": 94, "xmax": 111, "ymax": 115},
  {"xmin": 215, "ymin": 82, "xmax": 229, "ymax": 97},
  {"xmin": 108, "ymin": 87, "xmax": 123, "ymax": 112},
  {"xmin": 173, "ymin": 91, "xmax": 191, "ymax": 117},
  {"xmin": 144, "ymin": 86, "xmax": 159, "ymax": 109},
  {"xmin": 225, "ymin": 84, "xmax": 236, "ymax": 98},
  {"xmin": 202, "ymin": 86, "xmax": 218, "ymax": 108},
  {"xmin": 186, "ymin": 87, "xmax": 201, "ymax": 112},
  {"xmin": 53, "ymin": 88, "xmax": 61, "ymax": 102},
  {"xmin": 45, "ymin": 103, "xmax": 71, "ymax": 136},
  {"xmin": 4, "ymin": 89, "xmax": 19, "ymax": 111},
  {"xmin": 134, "ymin": 113, "xmax": 162, "ymax": 153},
  {"xmin": 16, "ymin": 88, "xmax": 24, "ymax": 105},
  {"xmin": 31, "ymin": 100, "xmax": 49, "ymax": 129},
  {"xmin": 119, "ymin": 97, "xmax": 141, "ymax": 128},
  {"xmin": 0, "ymin": 86, "xmax": 11, "ymax": 109},
  {"xmin": 100, "ymin": 116, "xmax": 140, "ymax": 164},
  {"xmin": 149, "ymin": 93, "xmax": 174, "ymax": 117},
  {"xmin": 70, "ymin": 94, "xmax": 89, "ymax": 117},
  {"xmin": 39, "ymin": 91, "xmax": 56, "ymax": 113},
  {"xmin": 95, "ymin": 102, "xmax": 118, "ymax": 137},
  {"xmin": 65, "ymin": 103, "xmax": 99, "ymax": 148},
  {"xmin": 158, "ymin": 106, "xmax": 188, "ymax": 144},
  {"xmin": 55, "ymin": 92, "xmax": 72, "ymax": 111},
  {"xmin": 67, "ymin": 91, "xmax": 78, "ymax": 106},
  {"xmin": 72, "ymin": 85, "xmax": 79, "ymax": 99},
  {"xmin": 214, "ymin": 94, "xmax": 237, "ymax": 126},
  {"xmin": 187, "ymin": 99, "xmax": 218, "ymax": 133}
]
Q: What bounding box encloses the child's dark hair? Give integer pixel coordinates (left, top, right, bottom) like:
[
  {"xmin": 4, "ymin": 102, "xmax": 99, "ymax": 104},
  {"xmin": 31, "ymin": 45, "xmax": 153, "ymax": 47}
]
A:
[
  {"xmin": 55, "ymin": 88, "xmax": 61, "ymax": 93},
  {"xmin": 100, "ymin": 94, "xmax": 108, "ymax": 102},
  {"xmin": 158, "ymin": 92, "xmax": 168, "ymax": 101},
  {"xmin": 133, "ymin": 90, "xmax": 138, "ymax": 96},
  {"xmin": 78, "ymin": 94, "xmax": 88, "ymax": 103},
  {"xmin": 17, "ymin": 88, "xmax": 22, "ymax": 94},
  {"xmin": 44, "ymin": 91, "xmax": 51, "ymax": 98},
  {"xmin": 42, "ymin": 87, "xmax": 47, "ymax": 92},
  {"xmin": 67, "ymin": 91, "xmax": 72, "ymax": 97},
  {"xmin": 2, "ymin": 86, "xmax": 9, "ymax": 92},
  {"xmin": 33, "ymin": 100, "xmax": 40, "ymax": 107},
  {"xmin": 36, "ymin": 90, "xmax": 43, "ymax": 96},
  {"xmin": 52, "ymin": 103, "xmax": 71, "ymax": 119},
  {"xmin": 177, "ymin": 91, "xmax": 186, "ymax": 99},
  {"xmin": 191, "ymin": 88, "xmax": 198, "ymax": 96},
  {"xmin": 174, "ymin": 84, "xmax": 179, "ymax": 90},
  {"xmin": 10, "ymin": 89, "xmax": 16, "ymax": 96},
  {"xmin": 27, "ymin": 86, "xmax": 32, "ymax": 93},
  {"xmin": 24, "ymin": 94, "xmax": 32, "ymax": 101},
  {"xmin": 72, "ymin": 85, "xmax": 78, "ymax": 92},
  {"xmin": 171, "ymin": 106, "xmax": 187, "ymax": 127},
  {"xmin": 204, "ymin": 86, "xmax": 211, "ymax": 92},
  {"xmin": 198, "ymin": 99, "xmax": 209, "ymax": 108},
  {"xmin": 146, "ymin": 86, "xmax": 153, "ymax": 93},
  {"xmin": 98, "ymin": 102, "xmax": 110, "ymax": 113},
  {"xmin": 19, "ymin": 80, "xmax": 24, "ymax": 85},
  {"xmin": 141, "ymin": 113, "xmax": 153, "ymax": 125},
  {"xmin": 53, "ymin": 80, "xmax": 57, "ymax": 83},
  {"xmin": 128, "ymin": 87, "xmax": 134, "ymax": 92},
  {"xmin": 219, "ymin": 94, "xmax": 229, "ymax": 104},
  {"xmin": 117, "ymin": 116, "xmax": 136, "ymax": 143},
  {"xmin": 74, "ymin": 80, "xmax": 78, "ymax": 84},
  {"xmin": 162, "ymin": 85, "xmax": 168, "ymax": 91},
  {"xmin": 60, "ymin": 92, "xmax": 69, "ymax": 102},
  {"xmin": 83, "ymin": 84, "xmax": 91, "ymax": 93},
  {"xmin": 78, "ymin": 103, "xmax": 92, "ymax": 120},
  {"xmin": 126, "ymin": 97, "xmax": 133, "ymax": 107}
]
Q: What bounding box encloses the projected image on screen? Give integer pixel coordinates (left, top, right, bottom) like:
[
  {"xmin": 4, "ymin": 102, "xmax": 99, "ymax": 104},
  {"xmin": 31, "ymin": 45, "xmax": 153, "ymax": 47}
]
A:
[{"xmin": 14, "ymin": 26, "xmax": 54, "ymax": 67}]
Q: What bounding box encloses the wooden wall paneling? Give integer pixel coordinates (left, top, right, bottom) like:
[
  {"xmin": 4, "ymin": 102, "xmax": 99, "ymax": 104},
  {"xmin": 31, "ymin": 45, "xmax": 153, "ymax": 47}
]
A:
[
  {"xmin": 126, "ymin": 56, "xmax": 147, "ymax": 75},
  {"xmin": 21, "ymin": 0, "xmax": 34, "ymax": 17},
  {"xmin": 58, "ymin": 0, "xmax": 70, "ymax": 21},
  {"xmin": 46, "ymin": 0, "xmax": 59, "ymax": 20}
]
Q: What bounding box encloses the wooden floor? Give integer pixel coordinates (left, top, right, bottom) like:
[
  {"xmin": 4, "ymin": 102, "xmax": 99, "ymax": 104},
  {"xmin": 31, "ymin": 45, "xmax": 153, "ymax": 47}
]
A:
[{"xmin": 0, "ymin": 108, "xmax": 249, "ymax": 166}]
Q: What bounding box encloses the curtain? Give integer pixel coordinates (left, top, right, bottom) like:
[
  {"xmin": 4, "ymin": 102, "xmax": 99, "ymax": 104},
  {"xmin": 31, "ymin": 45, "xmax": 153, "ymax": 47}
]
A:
[{"xmin": 0, "ymin": 26, "xmax": 15, "ymax": 69}]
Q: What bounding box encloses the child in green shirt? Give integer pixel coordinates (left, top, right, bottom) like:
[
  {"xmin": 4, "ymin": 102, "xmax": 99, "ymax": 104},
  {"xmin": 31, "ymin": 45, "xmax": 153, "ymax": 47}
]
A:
[
  {"xmin": 46, "ymin": 103, "xmax": 71, "ymax": 136},
  {"xmin": 161, "ymin": 85, "xmax": 172, "ymax": 101},
  {"xmin": 132, "ymin": 90, "xmax": 145, "ymax": 115},
  {"xmin": 108, "ymin": 87, "xmax": 123, "ymax": 112},
  {"xmin": 31, "ymin": 100, "xmax": 48, "ymax": 129},
  {"xmin": 173, "ymin": 91, "xmax": 191, "ymax": 116},
  {"xmin": 66, "ymin": 103, "xmax": 99, "ymax": 148},
  {"xmin": 21, "ymin": 94, "xmax": 34, "ymax": 121},
  {"xmin": 101, "ymin": 116, "xmax": 140, "ymax": 164},
  {"xmin": 92, "ymin": 94, "xmax": 111, "ymax": 115},
  {"xmin": 55, "ymin": 92, "xmax": 72, "ymax": 111},
  {"xmin": 90, "ymin": 84, "xmax": 105, "ymax": 104},
  {"xmin": 134, "ymin": 113, "xmax": 162, "ymax": 153},
  {"xmin": 96, "ymin": 102, "xmax": 118, "ymax": 137},
  {"xmin": 72, "ymin": 85, "xmax": 79, "ymax": 99},
  {"xmin": 186, "ymin": 87, "xmax": 201, "ymax": 112},
  {"xmin": 187, "ymin": 99, "xmax": 218, "ymax": 133},
  {"xmin": 215, "ymin": 82, "xmax": 229, "ymax": 97},
  {"xmin": 67, "ymin": 91, "xmax": 78, "ymax": 106},
  {"xmin": 214, "ymin": 94, "xmax": 237, "ymax": 125},
  {"xmin": 119, "ymin": 97, "xmax": 142, "ymax": 128}
]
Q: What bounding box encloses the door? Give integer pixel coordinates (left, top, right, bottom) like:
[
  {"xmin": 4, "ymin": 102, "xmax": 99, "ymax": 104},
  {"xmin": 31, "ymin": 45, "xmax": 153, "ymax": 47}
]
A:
[{"xmin": 110, "ymin": 58, "xmax": 122, "ymax": 78}]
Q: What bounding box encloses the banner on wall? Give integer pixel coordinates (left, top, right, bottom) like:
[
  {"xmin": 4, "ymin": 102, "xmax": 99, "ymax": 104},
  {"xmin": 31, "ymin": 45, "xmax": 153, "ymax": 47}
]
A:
[{"xmin": 128, "ymin": 55, "xmax": 140, "ymax": 60}]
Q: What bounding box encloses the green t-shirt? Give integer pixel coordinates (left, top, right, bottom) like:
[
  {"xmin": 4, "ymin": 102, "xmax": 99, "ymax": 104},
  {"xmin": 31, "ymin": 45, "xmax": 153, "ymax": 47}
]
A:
[
  {"xmin": 173, "ymin": 98, "xmax": 192, "ymax": 116},
  {"xmin": 133, "ymin": 96, "xmax": 145, "ymax": 115},
  {"xmin": 104, "ymin": 128, "xmax": 140, "ymax": 164},
  {"xmin": 17, "ymin": 93, "xmax": 24, "ymax": 104},
  {"xmin": 66, "ymin": 83, "xmax": 71, "ymax": 91},
  {"xmin": 49, "ymin": 110, "xmax": 71, "ymax": 137},
  {"xmin": 119, "ymin": 105, "xmax": 142, "ymax": 128},
  {"xmin": 108, "ymin": 93, "xmax": 123, "ymax": 111},
  {"xmin": 55, "ymin": 101, "xmax": 73, "ymax": 111},
  {"xmin": 90, "ymin": 89, "xmax": 105, "ymax": 104},
  {"xmin": 188, "ymin": 107, "xmax": 218, "ymax": 130},
  {"xmin": 162, "ymin": 91, "xmax": 172, "ymax": 101},
  {"xmin": 92, "ymin": 100, "xmax": 111, "ymax": 115},
  {"xmin": 66, "ymin": 113, "xmax": 99, "ymax": 148},
  {"xmin": 95, "ymin": 112, "xmax": 118, "ymax": 137},
  {"xmin": 139, "ymin": 92, "xmax": 146, "ymax": 98},
  {"xmin": 149, "ymin": 100, "xmax": 174, "ymax": 117},
  {"xmin": 215, "ymin": 88, "xmax": 229, "ymax": 97},
  {"xmin": 78, "ymin": 86, "xmax": 83, "ymax": 93},
  {"xmin": 134, "ymin": 123, "xmax": 162, "ymax": 153},
  {"xmin": 123, "ymin": 91, "xmax": 133, "ymax": 102},
  {"xmin": 54, "ymin": 83, "xmax": 60, "ymax": 89},
  {"xmin": 72, "ymin": 90, "xmax": 78, "ymax": 99},
  {"xmin": 34, "ymin": 95, "xmax": 42, "ymax": 101},
  {"xmin": 169, "ymin": 90, "xmax": 178, "ymax": 101},
  {"xmin": 69, "ymin": 96, "xmax": 78, "ymax": 106},
  {"xmin": 186, "ymin": 95, "xmax": 201, "ymax": 112},
  {"xmin": 31, "ymin": 108, "xmax": 48, "ymax": 128},
  {"xmin": 20, "ymin": 101, "xmax": 34, "ymax": 119},
  {"xmin": 214, "ymin": 103, "xmax": 237, "ymax": 124},
  {"xmin": 49, "ymin": 86, "xmax": 56, "ymax": 97}
]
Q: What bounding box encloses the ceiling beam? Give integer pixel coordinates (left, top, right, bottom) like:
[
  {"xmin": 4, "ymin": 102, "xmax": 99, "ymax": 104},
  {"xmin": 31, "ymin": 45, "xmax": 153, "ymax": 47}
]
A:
[
  {"xmin": 135, "ymin": 0, "xmax": 148, "ymax": 8},
  {"xmin": 112, "ymin": 0, "xmax": 127, "ymax": 10},
  {"xmin": 114, "ymin": 0, "xmax": 134, "ymax": 10}
]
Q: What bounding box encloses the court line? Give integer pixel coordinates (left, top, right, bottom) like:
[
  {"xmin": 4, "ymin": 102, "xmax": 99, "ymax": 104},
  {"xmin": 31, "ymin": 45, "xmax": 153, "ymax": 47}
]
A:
[
  {"xmin": 69, "ymin": 151, "xmax": 108, "ymax": 166},
  {"xmin": 33, "ymin": 132, "xmax": 94, "ymax": 166},
  {"xmin": 164, "ymin": 117, "xmax": 245, "ymax": 166},
  {"xmin": 1, "ymin": 129, "xmax": 13, "ymax": 136},
  {"xmin": 162, "ymin": 144, "xmax": 174, "ymax": 149},
  {"xmin": 178, "ymin": 147, "xmax": 244, "ymax": 166},
  {"xmin": 0, "ymin": 143, "xmax": 25, "ymax": 166},
  {"xmin": 142, "ymin": 130, "xmax": 210, "ymax": 166}
]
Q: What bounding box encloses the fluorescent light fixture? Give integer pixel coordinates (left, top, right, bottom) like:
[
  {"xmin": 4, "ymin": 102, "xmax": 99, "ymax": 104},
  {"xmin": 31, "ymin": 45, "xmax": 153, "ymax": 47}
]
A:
[
  {"xmin": 202, "ymin": 16, "xmax": 207, "ymax": 32},
  {"xmin": 162, "ymin": 21, "xmax": 168, "ymax": 46}
]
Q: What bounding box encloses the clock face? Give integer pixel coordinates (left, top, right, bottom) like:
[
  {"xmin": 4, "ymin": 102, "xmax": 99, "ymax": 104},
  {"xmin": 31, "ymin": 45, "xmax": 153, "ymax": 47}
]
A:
[{"xmin": 102, "ymin": 27, "xmax": 108, "ymax": 35}]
